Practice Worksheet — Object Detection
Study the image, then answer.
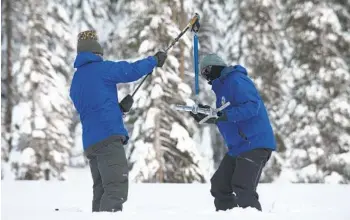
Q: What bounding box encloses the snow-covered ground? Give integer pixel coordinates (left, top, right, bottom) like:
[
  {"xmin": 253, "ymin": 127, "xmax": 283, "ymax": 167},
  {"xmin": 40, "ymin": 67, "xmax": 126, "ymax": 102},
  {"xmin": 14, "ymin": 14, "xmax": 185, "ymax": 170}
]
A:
[{"xmin": 1, "ymin": 168, "xmax": 350, "ymax": 220}]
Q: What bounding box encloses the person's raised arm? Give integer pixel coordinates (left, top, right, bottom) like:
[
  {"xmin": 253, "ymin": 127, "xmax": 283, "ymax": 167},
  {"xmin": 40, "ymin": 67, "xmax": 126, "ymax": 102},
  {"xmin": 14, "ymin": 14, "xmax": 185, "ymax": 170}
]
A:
[{"xmin": 104, "ymin": 51, "xmax": 167, "ymax": 84}]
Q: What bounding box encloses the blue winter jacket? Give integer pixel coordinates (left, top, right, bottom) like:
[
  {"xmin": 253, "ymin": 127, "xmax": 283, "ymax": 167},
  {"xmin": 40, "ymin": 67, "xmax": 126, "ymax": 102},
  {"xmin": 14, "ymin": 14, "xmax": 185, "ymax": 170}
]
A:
[
  {"xmin": 70, "ymin": 52, "xmax": 157, "ymax": 150},
  {"xmin": 212, "ymin": 65, "xmax": 276, "ymax": 156}
]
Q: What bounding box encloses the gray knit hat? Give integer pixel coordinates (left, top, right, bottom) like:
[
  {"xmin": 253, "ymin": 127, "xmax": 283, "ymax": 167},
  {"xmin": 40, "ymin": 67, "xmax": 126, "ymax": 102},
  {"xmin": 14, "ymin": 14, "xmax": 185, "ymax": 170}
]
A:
[
  {"xmin": 200, "ymin": 53, "xmax": 227, "ymax": 72},
  {"xmin": 77, "ymin": 30, "xmax": 103, "ymax": 55}
]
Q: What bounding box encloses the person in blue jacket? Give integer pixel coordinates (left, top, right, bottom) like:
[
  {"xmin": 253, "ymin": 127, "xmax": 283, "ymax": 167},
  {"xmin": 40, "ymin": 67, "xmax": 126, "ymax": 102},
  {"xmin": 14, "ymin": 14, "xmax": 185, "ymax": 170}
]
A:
[
  {"xmin": 69, "ymin": 30, "xmax": 167, "ymax": 212},
  {"xmin": 190, "ymin": 54, "xmax": 276, "ymax": 212}
]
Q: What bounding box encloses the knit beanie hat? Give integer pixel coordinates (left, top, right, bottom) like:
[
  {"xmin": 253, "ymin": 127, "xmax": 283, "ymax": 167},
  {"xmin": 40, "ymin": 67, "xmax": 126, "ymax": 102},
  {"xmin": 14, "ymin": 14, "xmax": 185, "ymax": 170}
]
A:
[
  {"xmin": 200, "ymin": 53, "xmax": 227, "ymax": 72},
  {"xmin": 77, "ymin": 30, "xmax": 103, "ymax": 55}
]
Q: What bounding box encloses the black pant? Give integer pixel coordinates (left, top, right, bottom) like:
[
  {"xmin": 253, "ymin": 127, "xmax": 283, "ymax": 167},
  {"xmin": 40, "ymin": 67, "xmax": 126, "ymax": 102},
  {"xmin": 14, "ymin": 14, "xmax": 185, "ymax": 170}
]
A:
[
  {"xmin": 210, "ymin": 148, "xmax": 271, "ymax": 211},
  {"xmin": 85, "ymin": 137, "xmax": 128, "ymax": 212}
]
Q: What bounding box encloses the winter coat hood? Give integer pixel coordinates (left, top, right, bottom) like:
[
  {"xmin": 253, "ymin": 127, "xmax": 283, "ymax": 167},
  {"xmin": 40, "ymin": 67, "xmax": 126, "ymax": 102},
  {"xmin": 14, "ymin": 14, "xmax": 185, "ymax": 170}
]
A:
[
  {"xmin": 74, "ymin": 52, "xmax": 103, "ymax": 68},
  {"xmin": 220, "ymin": 65, "xmax": 247, "ymax": 78}
]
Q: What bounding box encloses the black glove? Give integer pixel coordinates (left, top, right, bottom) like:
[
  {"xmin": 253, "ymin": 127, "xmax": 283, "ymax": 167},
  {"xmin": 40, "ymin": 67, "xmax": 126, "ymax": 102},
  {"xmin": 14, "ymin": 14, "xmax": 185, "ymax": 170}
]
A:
[
  {"xmin": 190, "ymin": 104, "xmax": 227, "ymax": 124},
  {"xmin": 119, "ymin": 94, "xmax": 134, "ymax": 113},
  {"xmin": 190, "ymin": 104, "xmax": 211, "ymax": 123},
  {"xmin": 154, "ymin": 51, "xmax": 167, "ymax": 67}
]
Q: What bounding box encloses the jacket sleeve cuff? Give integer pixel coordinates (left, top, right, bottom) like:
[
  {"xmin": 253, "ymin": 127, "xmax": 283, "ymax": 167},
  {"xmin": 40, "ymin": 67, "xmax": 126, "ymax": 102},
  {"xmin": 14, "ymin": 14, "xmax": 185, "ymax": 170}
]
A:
[{"xmin": 149, "ymin": 56, "xmax": 158, "ymax": 67}]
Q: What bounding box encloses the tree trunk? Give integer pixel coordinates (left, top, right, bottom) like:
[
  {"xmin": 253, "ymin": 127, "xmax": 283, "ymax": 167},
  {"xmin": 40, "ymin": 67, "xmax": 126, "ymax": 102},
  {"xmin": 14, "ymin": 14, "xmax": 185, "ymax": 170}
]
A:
[
  {"xmin": 154, "ymin": 113, "xmax": 163, "ymax": 182},
  {"xmin": 4, "ymin": 0, "xmax": 14, "ymax": 158},
  {"xmin": 178, "ymin": 0, "xmax": 186, "ymax": 80}
]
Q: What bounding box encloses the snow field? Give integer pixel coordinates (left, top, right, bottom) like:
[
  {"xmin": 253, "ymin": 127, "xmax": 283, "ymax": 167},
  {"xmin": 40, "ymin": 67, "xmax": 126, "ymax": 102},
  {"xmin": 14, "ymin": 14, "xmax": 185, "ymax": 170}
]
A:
[{"xmin": 1, "ymin": 168, "xmax": 350, "ymax": 220}]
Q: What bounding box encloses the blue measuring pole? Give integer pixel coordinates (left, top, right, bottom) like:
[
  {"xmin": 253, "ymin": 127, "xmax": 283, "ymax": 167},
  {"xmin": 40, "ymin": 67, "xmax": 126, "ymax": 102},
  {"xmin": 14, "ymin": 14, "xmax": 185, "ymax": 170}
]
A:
[{"xmin": 193, "ymin": 33, "xmax": 199, "ymax": 97}]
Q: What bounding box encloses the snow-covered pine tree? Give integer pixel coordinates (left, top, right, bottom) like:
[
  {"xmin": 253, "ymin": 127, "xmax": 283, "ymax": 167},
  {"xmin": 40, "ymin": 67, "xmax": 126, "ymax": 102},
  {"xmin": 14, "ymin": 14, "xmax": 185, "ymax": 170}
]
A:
[
  {"xmin": 1, "ymin": 0, "xmax": 32, "ymax": 178},
  {"xmin": 283, "ymin": 0, "xmax": 350, "ymax": 183},
  {"xmin": 9, "ymin": 0, "xmax": 74, "ymax": 180},
  {"xmin": 193, "ymin": 0, "xmax": 227, "ymax": 55},
  {"xmin": 217, "ymin": 0, "xmax": 285, "ymax": 182},
  {"xmin": 1, "ymin": 0, "xmax": 14, "ymax": 178},
  {"xmin": 70, "ymin": 0, "xmax": 125, "ymax": 42},
  {"xmin": 111, "ymin": 0, "xmax": 206, "ymax": 183},
  {"xmin": 70, "ymin": 0, "xmax": 105, "ymax": 32}
]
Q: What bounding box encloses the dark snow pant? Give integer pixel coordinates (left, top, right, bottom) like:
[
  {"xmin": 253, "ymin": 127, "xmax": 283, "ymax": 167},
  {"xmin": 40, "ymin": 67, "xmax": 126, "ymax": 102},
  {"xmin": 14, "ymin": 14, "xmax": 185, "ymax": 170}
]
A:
[
  {"xmin": 210, "ymin": 148, "xmax": 271, "ymax": 212},
  {"xmin": 85, "ymin": 136, "xmax": 128, "ymax": 212}
]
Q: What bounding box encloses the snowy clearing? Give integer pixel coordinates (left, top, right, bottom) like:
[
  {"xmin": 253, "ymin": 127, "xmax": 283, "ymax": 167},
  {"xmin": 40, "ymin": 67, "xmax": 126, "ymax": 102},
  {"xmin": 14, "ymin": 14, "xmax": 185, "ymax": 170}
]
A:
[{"xmin": 1, "ymin": 168, "xmax": 350, "ymax": 220}]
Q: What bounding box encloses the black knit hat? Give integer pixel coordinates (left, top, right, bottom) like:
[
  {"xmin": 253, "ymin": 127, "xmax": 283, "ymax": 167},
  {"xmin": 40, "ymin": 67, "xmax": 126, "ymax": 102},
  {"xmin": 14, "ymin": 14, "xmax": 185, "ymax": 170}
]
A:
[{"xmin": 77, "ymin": 30, "xmax": 103, "ymax": 55}]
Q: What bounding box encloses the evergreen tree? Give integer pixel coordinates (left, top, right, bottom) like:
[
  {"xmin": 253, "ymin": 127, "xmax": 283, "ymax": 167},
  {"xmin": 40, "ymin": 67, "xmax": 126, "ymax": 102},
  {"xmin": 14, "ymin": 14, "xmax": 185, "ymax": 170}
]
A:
[
  {"xmin": 70, "ymin": 0, "xmax": 125, "ymax": 42},
  {"xmin": 1, "ymin": 0, "xmax": 31, "ymax": 178},
  {"xmin": 283, "ymin": 0, "xmax": 350, "ymax": 183},
  {"xmin": 9, "ymin": 0, "xmax": 74, "ymax": 180},
  {"xmin": 1, "ymin": 0, "xmax": 13, "ymax": 178}
]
